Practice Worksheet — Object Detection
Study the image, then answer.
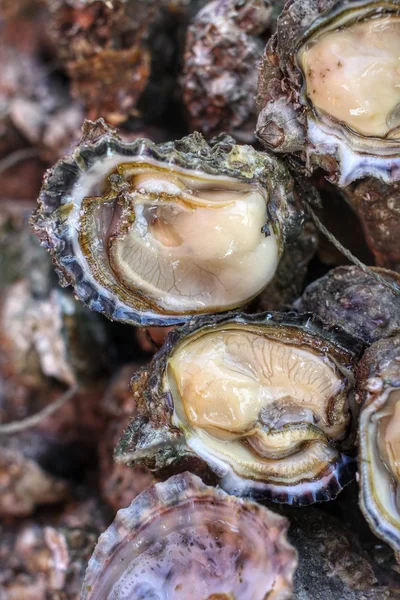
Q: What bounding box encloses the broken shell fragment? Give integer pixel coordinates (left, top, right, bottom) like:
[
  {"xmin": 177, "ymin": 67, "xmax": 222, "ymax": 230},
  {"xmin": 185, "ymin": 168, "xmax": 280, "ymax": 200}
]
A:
[
  {"xmin": 294, "ymin": 266, "xmax": 400, "ymax": 345},
  {"xmin": 116, "ymin": 312, "xmax": 363, "ymax": 505},
  {"xmin": 32, "ymin": 120, "xmax": 302, "ymax": 326},
  {"xmin": 357, "ymin": 334, "xmax": 400, "ymax": 560},
  {"xmin": 81, "ymin": 472, "xmax": 297, "ymax": 600}
]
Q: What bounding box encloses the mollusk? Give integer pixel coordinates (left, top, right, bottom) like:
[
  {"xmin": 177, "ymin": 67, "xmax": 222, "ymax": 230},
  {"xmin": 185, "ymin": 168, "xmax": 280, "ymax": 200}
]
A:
[
  {"xmin": 257, "ymin": 0, "xmax": 400, "ymax": 187},
  {"xmin": 81, "ymin": 472, "xmax": 297, "ymax": 600},
  {"xmin": 294, "ymin": 266, "xmax": 400, "ymax": 345},
  {"xmin": 116, "ymin": 312, "xmax": 363, "ymax": 505},
  {"xmin": 31, "ymin": 120, "xmax": 301, "ymax": 326},
  {"xmin": 357, "ymin": 334, "xmax": 400, "ymax": 561}
]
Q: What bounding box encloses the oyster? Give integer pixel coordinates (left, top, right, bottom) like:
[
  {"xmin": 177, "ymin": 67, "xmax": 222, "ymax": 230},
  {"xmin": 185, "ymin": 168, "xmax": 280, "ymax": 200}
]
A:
[
  {"xmin": 116, "ymin": 312, "xmax": 362, "ymax": 505},
  {"xmin": 357, "ymin": 334, "xmax": 400, "ymax": 561},
  {"xmin": 32, "ymin": 120, "xmax": 301, "ymax": 326},
  {"xmin": 257, "ymin": 0, "xmax": 400, "ymax": 185},
  {"xmin": 182, "ymin": 0, "xmax": 272, "ymax": 143},
  {"xmin": 256, "ymin": 1, "xmax": 400, "ymax": 268},
  {"xmin": 81, "ymin": 472, "xmax": 297, "ymax": 600},
  {"xmin": 294, "ymin": 266, "xmax": 400, "ymax": 345}
]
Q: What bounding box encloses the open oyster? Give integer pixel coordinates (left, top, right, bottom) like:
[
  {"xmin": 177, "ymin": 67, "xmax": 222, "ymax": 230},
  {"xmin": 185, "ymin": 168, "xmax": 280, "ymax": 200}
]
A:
[
  {"xmin": 116, "ymin": 312, "xmax": 362, "ymax": 505},
  {"xmin": 357, "ymin": 334, "xmax": 400, "ymax": 561},
  {"xmin": 257, "ymin": 0, "xmax": 400, "ymax": 185},
  {"xmin": 32, "ymin": 120, "xmax": 301, "ymax": 326},
  {"xmin": 257, "ymin": 0, "xmax": 400, "ymax": 268},
  {"xmin": 81, "ymin": 472, "xmax": 297, "ymax": 600}
]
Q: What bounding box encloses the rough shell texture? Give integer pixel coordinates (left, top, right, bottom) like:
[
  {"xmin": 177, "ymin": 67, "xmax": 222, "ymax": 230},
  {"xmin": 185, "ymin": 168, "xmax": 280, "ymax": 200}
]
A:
[
  {"xmin": 81, "ymin": 472, "xmax": 298, "ymax": 600},
  {"xmin": 257, "ymin": 218, "xmax": 317, "ymax": 311},
  {"xmin": 182, "ymin": 0, "xmax": 272, "ymax": 142},
  {"xmin": 356, "ymin": 335, "xmax": 400, "ymax": 560},
  {"xmin": 294, "ymin": 266, "xmax": 400, "ymax": 345},
  {"xmin": 99, "ymin": 363, "xmax": 154, "ymax": 511},
  {"xmin": 48, "ymin": 0, "xmax": 156, "ymax": 124},
  {"xmin": 0, "ymin": 496, "xmax": 111, "ymax": 599},
  {"xmin": 276, "ymin": 485, "xmax": 400, "ymax": 599},
  {"xmin": 256, "ymin": 0, "xmax": 400, "ymax": 186},
  {"xmin": 343, "ymin": 179, "xmax": 400, "ymax": 272},
  {"xmin": 116, "ymin": 311, "xmax": 364, "ymax": 505},
  {"xmin": 31, "ymin": 119, "xmax": 302, "ymax": 326}
]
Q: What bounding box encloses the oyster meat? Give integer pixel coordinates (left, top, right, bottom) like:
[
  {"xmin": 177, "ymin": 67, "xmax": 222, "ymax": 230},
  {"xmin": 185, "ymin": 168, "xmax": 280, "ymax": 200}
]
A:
[
  {"xmin": 357, "ymin": 334, "xmax": 400, "ymax": 561},
  {"xmin": 81, "ymin": 472, "xmax": 297, "ymax": 600},
  {"xmin": 32, "ymin": 120, "xmax": 301, "ymax": 326},
  {"xmin": 256, "ymin": 0, "xmax": 400, "ymax": 269},
  {"xmin": 116, "ymin": 312, "xmax": 363, "ymax": 505}
]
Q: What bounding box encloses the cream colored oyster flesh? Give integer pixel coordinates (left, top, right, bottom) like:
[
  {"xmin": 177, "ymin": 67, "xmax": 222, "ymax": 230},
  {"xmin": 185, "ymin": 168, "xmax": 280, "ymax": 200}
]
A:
[
  {"xmin": 365, "ymin": 388, "xmax": 400, "ymax": 529},
  {"xmin": 300, "ymin": 16, "xmax": 400, "ymax": 138},
  {"xmin": 104, "ymin": 166, "xmax": 278, "ymax": 313},
  {"xmin": 168, "ymin": 327, "xmax": 346, "ymax": 485}
]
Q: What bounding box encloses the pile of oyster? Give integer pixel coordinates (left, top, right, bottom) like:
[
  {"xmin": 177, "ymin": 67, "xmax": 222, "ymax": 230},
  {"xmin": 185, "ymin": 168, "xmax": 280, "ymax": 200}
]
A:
[{"xmin": 3, "ymin": 0, "xmax": 400, "ymax": 598}]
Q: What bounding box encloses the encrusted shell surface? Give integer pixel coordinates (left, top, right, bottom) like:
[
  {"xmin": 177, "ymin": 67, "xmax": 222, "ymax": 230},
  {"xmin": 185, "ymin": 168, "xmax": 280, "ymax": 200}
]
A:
[
  {"xmin": 31, "ymin": 119, "xmax": 302, "ymax": 326},
  {"xmin": 81, "ymin": 472, "xmax": 297, "ymax": 600},
  {"xmin": 116, "ymin": 311, "xmax": 363, "ymax": 505},
  {"xmin": 357, "ymin": 335, "xmax": 400, "ymax": 561},
  {"xmin": 256, "ymin": 0, "xmax": 400, "ymax": 187},
  {"xmin": 294, "ymin": 266, "xmax": 400, "ymax": 345}
]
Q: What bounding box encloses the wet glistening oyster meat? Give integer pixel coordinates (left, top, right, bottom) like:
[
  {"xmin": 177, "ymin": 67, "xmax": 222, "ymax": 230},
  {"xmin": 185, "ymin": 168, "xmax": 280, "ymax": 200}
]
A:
[
  {"xmin": 81, "ymin": 472, "xmax": 297, "ymax": 600},
  {"xmin": 116, "ymin": 312, "xmax": 363, "ymax": 505},
  {"xmin": 31, "ymin": 120, "xmax": 301, "ymax": 326},
  {"xmin": 357, "ymin": 334, "xmax": 400, "ymax": 561}
]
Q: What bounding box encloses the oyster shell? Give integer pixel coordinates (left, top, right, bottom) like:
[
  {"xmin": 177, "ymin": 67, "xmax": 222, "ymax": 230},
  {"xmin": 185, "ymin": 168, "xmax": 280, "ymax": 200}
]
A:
[
  {"xmin": 81, "ymin": 472, "xmax": 297, "ymax": 600},
  {"xmin": 116, "ymin": 312, "xmax": 363, "ymax": 505},
  {"xmin": 182, "ymin": 0, "xmax": 272, "ymax": 143},
  {"xmin": 257, "ymin": 0, "xmax": 400, "ymax": 186},
  {"xmin": 32, "ymin": 120, "xmax": 302, "ymax": 326},
  {"xmin": 357, "ymin": 334, "xmax": 400, "ymax": 561},
  {"xmin": 256, "ymin": 0, "xmax": 400, "ymax": 269},
  {"xmin": 294, "ymin": 266, "xmax": 400, "ymax": 345}
]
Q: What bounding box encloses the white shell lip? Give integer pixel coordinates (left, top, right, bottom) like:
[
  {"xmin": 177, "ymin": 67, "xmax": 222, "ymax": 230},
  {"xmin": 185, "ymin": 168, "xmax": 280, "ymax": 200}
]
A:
[
  {"xmin": 359, "ymin": 383, "xmax": 400, "ymax": 554},
  {"xmin": 81, "ymin": 472, "xmax": 298, "ymax": 600},
  {"xmin": 297, "ymin": 2, "xmax": 400, "ymax": 186},
  {"xmin": 32, "ymin": 130, "xmax": 295, "ymax": 327}
]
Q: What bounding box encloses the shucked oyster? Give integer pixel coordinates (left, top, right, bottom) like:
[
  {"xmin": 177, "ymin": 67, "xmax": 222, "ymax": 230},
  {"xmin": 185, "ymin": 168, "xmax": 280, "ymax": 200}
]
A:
[
  {"xmin": 32, "ymin": 120, "xmax": 301, "ymax": 326},
  {"xmin": 116, "ymin": 312, "xmax": 363, "ymax": 505},
  {"xmin": 357, "ymin": 334, "xmax": 400, "ymax": 561},
  {"xmin": 257, "ymin": 0, "xmax": 400, "ymax": 269},
  {"xmin": 257, "ymin": 0, "xmax": 400, "ymax": 186},
  {"xmin": 81, "ymin": 472, "xmax": 297, "ymax": 600}
]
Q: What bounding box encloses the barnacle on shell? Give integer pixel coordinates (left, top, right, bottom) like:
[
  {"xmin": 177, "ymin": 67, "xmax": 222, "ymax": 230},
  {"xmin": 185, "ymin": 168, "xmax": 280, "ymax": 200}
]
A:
[
  {"xmin": 81, "ymin": 472, "xmax": 297, "ymax": 600},
  {"xmin": 31, "ymin": 120, "xmax": 302, "ymax": 326},
  {"xmin": 116, "ymin": 312, "xmax": 363, "ymax": 505}
]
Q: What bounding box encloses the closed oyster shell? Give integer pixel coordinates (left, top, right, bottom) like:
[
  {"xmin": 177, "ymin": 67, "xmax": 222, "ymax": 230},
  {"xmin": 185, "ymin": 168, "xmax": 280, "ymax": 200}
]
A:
[
  {"xmin": 357, "ymin": 335, "xmax": 400, "ymax": 561},
  {"xmin": 294, "ymin": 266, "xmax": 400, "ymax": 345},
  {"xmin": 116, "ymin": 312, "xmax": 363, "ymax": 505},
  {"xmin": 32, "ymin": 120, "xmax": 302, "ymax": 326},
  {"xmin": 81, "ymin": 472, "xmax": 297, "ymax": 600}
]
